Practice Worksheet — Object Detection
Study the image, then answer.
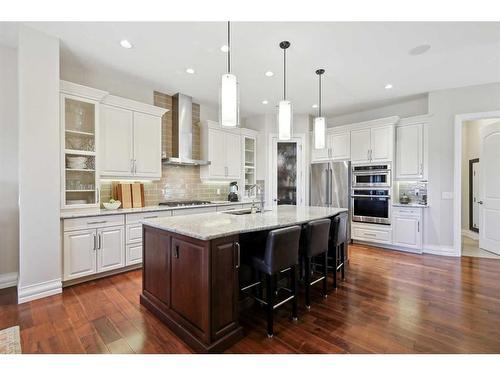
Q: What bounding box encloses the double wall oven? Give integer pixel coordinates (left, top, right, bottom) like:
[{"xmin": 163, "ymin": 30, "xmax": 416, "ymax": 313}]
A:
[{"xmin": 351, "ymin": 164, "xmax": 391, "ymax": 225}]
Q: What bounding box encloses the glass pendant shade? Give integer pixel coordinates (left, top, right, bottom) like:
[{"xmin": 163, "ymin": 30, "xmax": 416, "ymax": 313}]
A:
[
  {"xmin": 278, "ymin": 100, "xmax": 292, "ymax": 140},
  {"xmin": 314, "ymin": 117, "xmax": 326, "ymax": 149},
  {"xmin": 220, "ymin": 73, "xmax": 239, "ymax": 127}
]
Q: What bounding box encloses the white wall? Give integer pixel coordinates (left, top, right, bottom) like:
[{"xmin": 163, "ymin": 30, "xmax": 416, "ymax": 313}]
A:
[
  {"xmin": 0, "ymin": 44, "xmax": 19, "ymax": 288},
  {"xmin": 61, "ymin": 61, "xmax": 218, "ymax": 122},
  {"xmin": 17, "ymin": 26, "xmax": 61, "ymax": 303},
  {"xmin": 328, "ymin": 95, "xmax": 428, "ymax": 127}
]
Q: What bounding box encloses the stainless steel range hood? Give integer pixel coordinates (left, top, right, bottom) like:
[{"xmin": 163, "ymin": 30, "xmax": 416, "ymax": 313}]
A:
[{"xmin": 162, "ymin": 93, "xmax": 210, "ymax": 166}]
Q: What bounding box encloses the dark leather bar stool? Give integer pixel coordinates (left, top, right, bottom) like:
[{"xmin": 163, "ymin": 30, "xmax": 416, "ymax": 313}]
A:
[
  {"xmin": 300, "ymin": 218, "xmax": 331, "ymax": 310},
  {"xmin": 242, "ymin": 225, "xmax": 301, "ymax": 338},
  {"xmin": 329, "ymin": 211, "xmax": 349, "ymax": 289}
]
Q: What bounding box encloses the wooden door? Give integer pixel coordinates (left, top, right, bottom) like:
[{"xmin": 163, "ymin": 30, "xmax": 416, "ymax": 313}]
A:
[
  {"xmin": 133, "ymin": 112, "xmax": 162, "ymax": 178},
  {"xmin": 479, "ymin": 121, "xmax": 500, "ymax": 254},
  {"xmin": 171, "ymin": 237, "xmax": 209, "ymax": 340},
  {"xmin": 63, "ymin": 229, "xmax": 97, "ymax": 281},
  {"xmin": 96, "ymin": 226, "xmax": 125, "ymax": 273},
  {"xmin": 100, "ymin": 105, "xmax": 134, "ymax": 177},
  {"xmin": 396, "ymin": 124, "xmax": 423, "ymax": 179},
  {"xmin": 350, "ymin": 128, "xmax": 371, "ymax": 163},
  {"xmin": 371, "ymin": 126, "xmax": 393, "ymax": 162}
]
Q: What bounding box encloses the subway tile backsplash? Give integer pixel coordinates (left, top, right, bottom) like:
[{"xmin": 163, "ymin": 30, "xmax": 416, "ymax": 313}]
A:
[{"xmin": 397, "ymin": 181, "xmax": 428, "ymax": 205}]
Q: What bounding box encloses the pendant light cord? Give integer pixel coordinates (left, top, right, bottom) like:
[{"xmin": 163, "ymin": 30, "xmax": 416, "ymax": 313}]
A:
[
  {"xmin": 319, "ymin": 73, "xmax": 322, "ymax": 117},
  {"xmin": 283, "ymin": 48, "xmax": 286, "ymax": 100},
  {"xmin": 227, "ymin": 21, "xmax": 231, "ymax": 74}
]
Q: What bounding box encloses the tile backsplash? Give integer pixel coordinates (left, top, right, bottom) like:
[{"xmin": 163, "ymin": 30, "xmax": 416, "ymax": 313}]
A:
[{"xmin": 396, "ymin": 181, "xmax": 428, "ymax": 204}]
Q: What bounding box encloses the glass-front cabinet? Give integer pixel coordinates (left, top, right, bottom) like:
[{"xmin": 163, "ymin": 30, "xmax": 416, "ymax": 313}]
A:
[
  {"xmin": 60, "ymin": 81, "xmax": 108, "ymax": 209},
  {"xmin": 242, "ymin": 134, "xmax": 257, "ymax": 198}
]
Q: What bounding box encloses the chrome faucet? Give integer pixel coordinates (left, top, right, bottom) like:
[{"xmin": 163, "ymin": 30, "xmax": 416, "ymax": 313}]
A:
[{"xmin": 248, "ymin": 184, "xmax": 264, "ymax": 211}]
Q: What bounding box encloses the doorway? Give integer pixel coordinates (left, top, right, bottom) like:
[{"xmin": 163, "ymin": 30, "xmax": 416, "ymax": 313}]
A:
[
  {"xmin": 269, "ymin": 134, "xmax": 306, "ymax": 207},
  {"xmin": 455, "ymin": 114, "xmax": 500, "ymax": 258}
]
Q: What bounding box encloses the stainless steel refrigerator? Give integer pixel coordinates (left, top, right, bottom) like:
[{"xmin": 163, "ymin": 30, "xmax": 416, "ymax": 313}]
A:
[{"xmin": 310, "ymin": 161, "xmax": 351, "ymax": 237}]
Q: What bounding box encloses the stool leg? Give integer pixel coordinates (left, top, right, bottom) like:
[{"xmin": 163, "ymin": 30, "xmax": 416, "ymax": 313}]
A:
[
  {"xmin": 341, "ymin": 243, "xmax": 346, "ymax": 280},
  {"xmin": 256, "ymin": 270, "xmax": 263, "ymax": 301},
  {"xmin": 291, "ymin": 265, "xmax": 298, "ymax": 321},
  {"xmin": 266, "ymin": 274, "xmax": 274, "ymax": 338},
  {"xmin": 333, "ymin": 246, "xmax": 338, "ymax": 289},
  {"xmin": 304, "ymin": 256, "xmax": 311, "ymax": 309},
  {"xmin": 323, "ymin": 251, "xmax": 328, "ymax": 298}
]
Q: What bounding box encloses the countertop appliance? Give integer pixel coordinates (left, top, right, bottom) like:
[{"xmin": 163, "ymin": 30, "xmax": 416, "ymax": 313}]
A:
[
  {"xmin": 159, "ymin": 200, "xmax": 212, "ymax": 207},
  {"xmin": 228, "ymin": 181, "xmax": 239, "ymax": 202},
  {"xmin": 310, "ymin": 161, "xmax": 351, "ymax": 238}
]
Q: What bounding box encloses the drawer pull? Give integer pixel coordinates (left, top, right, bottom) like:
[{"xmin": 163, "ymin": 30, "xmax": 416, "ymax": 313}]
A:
[
  {"xmin": 87, "ymin": 220, "xmax": 107, "ymax": 225},
  {"xmin": 174, "ymin": 245, "xmax": 180, "ymax": 259},
  {"xmin": 143, "ymin": 215, "xmax": 158, "ymax": 219},
  {"xmin": 363, "ymin": 233, "xmax": 377, "ymax": 237}
]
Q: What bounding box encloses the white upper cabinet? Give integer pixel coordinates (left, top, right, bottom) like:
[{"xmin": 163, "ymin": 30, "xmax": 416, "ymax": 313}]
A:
[
  {"xmin": 133, "ymin": 112, "xmax": 162, "ymax": 178},
  {"xmin": 371, "ymin": 125, "xmax": 394, "ymax": 162},
  {"xmin": 350, "ymin": 128, "xmax": 372, "ymax": 163},
  {"xmin": 100, "ymin": 95, "xmax": 167, "ymax": 180},
  {"xmin": 200, "ymin": 121, "xmax": 243, "ymax": 180},
  {"xmin": 395, "ymin": 119, "xmax": 428, "ymax": 180},
  {"xmin": 310, "ymin": 130, "xmax": 350, "ymax": 162},
  {"xmin": 310, "ymin": 136, "xmax": 330, "ymax": 162},
  {"xmin": 100, "ymin": 105, "xmax": 134, "ymax": 176}
]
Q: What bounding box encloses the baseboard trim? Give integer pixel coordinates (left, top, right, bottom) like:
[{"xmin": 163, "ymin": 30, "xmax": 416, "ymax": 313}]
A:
[
  {"xmin": 422, "ymin": 244, "xmax": 459, "ymax": 257},
  {"xmin": 17, "ymin": 278, "xmax": 62, "ymax": 304},
  {"xmin": 461, "ymin": 229, "xmax": 479, "ymax": 241},
  {"xmin": 0, "ymin": 272, "xmax": 18, "ymax": 289}
]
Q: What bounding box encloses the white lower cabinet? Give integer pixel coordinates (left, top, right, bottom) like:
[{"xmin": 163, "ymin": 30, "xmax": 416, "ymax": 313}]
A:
[
  {"xmin": 126, "ymin": 243, "xmax": 143, "ymax": 266},
  {"xmin": 392, "ymin": 207, "xmax": 422, "ymax": 251},
  {"xmin": 351, "ymin": 223, "xmax": 392, "ymax": 244},
  {"xmin": 96, "ymin": 226, "xmax": 125, "ymax": 272},
  {"xmin": 63, "ymin": 229, "xmax": 97, "ymax": 281}
]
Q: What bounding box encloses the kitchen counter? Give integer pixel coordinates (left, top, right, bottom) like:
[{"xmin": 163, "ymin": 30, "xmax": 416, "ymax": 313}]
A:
[
  {"xmin": 140, "ymin": 205, "xmax": 346, "ymax": 353},
  {"xmin": 60, "ymin": 200, "xmax": 257, "ymax": 219},
  {"xmin": 142, "ymin": 205, "xmax": 347, "ymax": 241},
  {"xmin": 393, "ymin": 203, "xmax": 428, "ymax": 208}
]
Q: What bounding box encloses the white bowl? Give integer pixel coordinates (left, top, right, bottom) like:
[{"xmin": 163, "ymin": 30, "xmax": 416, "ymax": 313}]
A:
[{"xmin": 103, "ymin": 201, "xmax": 121, "ymax": 210}]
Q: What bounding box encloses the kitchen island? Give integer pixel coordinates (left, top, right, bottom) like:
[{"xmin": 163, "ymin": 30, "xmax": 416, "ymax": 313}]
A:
[{"xmin": 140, "ymin": 205, "xmax": 347, "ymax": 353}]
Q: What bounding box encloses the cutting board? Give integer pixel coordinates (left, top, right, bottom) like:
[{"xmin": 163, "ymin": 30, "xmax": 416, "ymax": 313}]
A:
[
  {"xmin": 131, "ymin": 183, "xmax": 145, "ymax": 208},
  {"xmin": 114, "ymin": 183, "xmax": 133, "ymax": 208}
]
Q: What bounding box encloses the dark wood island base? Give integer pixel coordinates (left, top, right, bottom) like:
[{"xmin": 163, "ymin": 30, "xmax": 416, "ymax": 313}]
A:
[{"xmin": 140, "ymin": 225, "xmax": 244, "ymax": 353}]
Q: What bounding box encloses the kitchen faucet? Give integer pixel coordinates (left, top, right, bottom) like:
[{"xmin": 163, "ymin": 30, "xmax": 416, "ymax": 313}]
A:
[{"xmin": 248, "ymin": 184, "xmax": 264, "ymax": 212}]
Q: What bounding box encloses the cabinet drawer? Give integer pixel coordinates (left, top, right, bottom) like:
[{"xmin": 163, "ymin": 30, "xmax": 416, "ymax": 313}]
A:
[
  {"xmin": 392, "ymin": 207, "xmax": 422, "ymax": 217},
  {"xmin": 126, "ymin": 210, "xmax": 172, "ymax": 225},
  {"xmin": 126, "ymin": 224, "xmax": 143, "ymax": 243},
  {"xmin": 352, "ymin": 225, "xmax": 392, "ymax": 243},
  {"xmin": 217, "ymin": 204, "xmax": 243, "ymax": 212},
  {"xmin": 63, "ymin": 214, "xmax": 125, "ymax": 232},
  {"xmin": 126, "ymin": 243, "xmax": 143, "ymax": 266},
  {"xmin": 172, "ymin": 206, "xmax": 217, "ymax": 216}
]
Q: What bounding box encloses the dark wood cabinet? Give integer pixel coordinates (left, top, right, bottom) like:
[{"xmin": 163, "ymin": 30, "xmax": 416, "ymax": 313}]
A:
[{"xmin": 140, "ymin": 225, "xmax": 243, "ymax": 353}]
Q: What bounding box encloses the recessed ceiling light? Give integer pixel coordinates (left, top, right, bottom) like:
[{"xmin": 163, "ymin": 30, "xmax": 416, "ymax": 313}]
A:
[
  {"xmin": 409, "ymin": 44, "xmax": 431, "ymax": 56},
  {"xmin": 186, "ymin": 68, "xmax": 195, "ymax": 74},
  {"xmin": 120, "ymin": 39, "xmax": 133, "ymax": 49},
  {"xmin": 312, "ymin": 104, "xmax": 318, "ymax": 108},
  {"xmin": 385, "ymin": 84, "xmax": 393, "ymax": 89},
  {"xmin": 220, "ymin": 45, "xmax": 229, "ymax": 52},
  {"xmin": 265, "ymin": 71, "xmax": 274, "ymax": 77},
  {"xmin": 262, "ymin": 100, "xmax": 269, "ymax": 105}
]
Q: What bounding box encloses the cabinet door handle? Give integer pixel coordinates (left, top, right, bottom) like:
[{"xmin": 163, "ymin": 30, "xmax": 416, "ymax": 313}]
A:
[
  {"xmin": 93, "ymin": 234, "xmax": 97, "ymax": 251},
  {"xmin": 97, "ymin": 234, "xmax": 102, "ymax": 250},
  {"xmin": 134, "ymin": 159, "xmax": 137, "ymax": 174},
  {"xmin": 130, "ymin": 159, "xmax": 134, "ymax": 173},
  {"xmin": 420, "ymin": 163, "xmax": 423, "ymax": 175},
  {"xmin": 96, "ymin": 187, "xmax": 100, "ymax": 204},
  {"xmin": 143, "ymin": 215, "xmax": 158, "ymax": 219},
  {"xmin": 87, "ymin": 220, "xmax": 107, "ymax": 225},
  {"xmin": 367, "ymin": 150, "xmax": 370, "ymax": 161},
  {"xmin": 174, "ymin": 245, "xmax": 179, "ymax": 259},
  {"xmin": 235, "ymin": 242, "xmax": 241, "ymax": 269},
  {"xmin": 418, "ymin": 221, "xmax": 420, "ymax": 232}
]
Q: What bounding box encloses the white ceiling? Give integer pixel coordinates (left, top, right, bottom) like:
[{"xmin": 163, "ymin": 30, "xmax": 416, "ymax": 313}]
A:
[{"xmin": 3, "ymin": 22, "xmax": 500, "ymax": 117}]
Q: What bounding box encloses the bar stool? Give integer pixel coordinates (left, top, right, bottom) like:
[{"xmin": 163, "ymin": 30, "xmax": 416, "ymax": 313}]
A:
[
  {"xmin": 242, "ymin": 225, "xmax": 301, "ymax": 338},
  {"xmin": 300, "ymin": 219, "xmax": 331, "ymax": 310},
  {"xmin": 329, "ymin": 211, "xmax": 349, "ymax": 289}
]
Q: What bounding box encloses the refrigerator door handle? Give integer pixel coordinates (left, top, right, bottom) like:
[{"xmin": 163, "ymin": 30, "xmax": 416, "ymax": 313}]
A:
[
  {"xmin": 325, "ymin": 167, "xmax": 330, "ymax": 206},
  {"xmin": 329, "ymin": 167, "xmax": 334, "ymax": 207}
]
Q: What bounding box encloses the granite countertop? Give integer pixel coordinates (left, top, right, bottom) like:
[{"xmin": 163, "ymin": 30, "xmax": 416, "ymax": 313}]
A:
[
  {"xmin": 60, "ymin": 200, "xmax": 257, "ymax": 219},
  {"xmin": 393, "ymin": 203, "xmax": 428, "ymax": 208},
  {"xmin": 142, "ymin": 205, "xmax": 348, "ymax": 241}
]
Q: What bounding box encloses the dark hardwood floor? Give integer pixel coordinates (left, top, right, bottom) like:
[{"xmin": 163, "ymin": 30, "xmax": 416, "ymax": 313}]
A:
[{"xmin": 2, "ymin": 243, "xmax": 500, "ymax": 353}]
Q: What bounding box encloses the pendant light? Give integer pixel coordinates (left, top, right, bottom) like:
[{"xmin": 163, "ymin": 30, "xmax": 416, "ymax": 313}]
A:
[
  {"xmin": 313, "ymin": 69, "xmax": 326, "ymax": 149},
  {"xmin": 220, "ymin": 21, "xmax": 239, "ymax": 127},
  {"xmin": 278, "ymin": 41, "xmax": 292, "ymax": 140}
]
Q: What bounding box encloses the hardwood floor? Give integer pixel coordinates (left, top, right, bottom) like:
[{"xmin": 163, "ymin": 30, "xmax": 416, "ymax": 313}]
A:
[{"xmin": 1, "ymin": 243, "xmax": 500, "ymax": 353}]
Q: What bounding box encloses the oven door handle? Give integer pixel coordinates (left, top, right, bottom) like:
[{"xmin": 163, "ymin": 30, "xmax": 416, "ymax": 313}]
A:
[{"xmin": 351, "ymin": 195, "xmax": 391, "ymax": 198}]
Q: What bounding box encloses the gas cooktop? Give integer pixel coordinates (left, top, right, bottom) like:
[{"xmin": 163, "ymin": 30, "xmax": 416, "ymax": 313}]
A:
[{"xmin": 158, "ymin": 200, "xmax": 212, "ymax": 207}]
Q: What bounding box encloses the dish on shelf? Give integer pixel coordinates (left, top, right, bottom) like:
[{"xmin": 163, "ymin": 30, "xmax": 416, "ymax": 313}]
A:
[
  {"xmin": 67, "ymin": 199, "xmax": 88, "ymax": 205},
  {"xmin": 67, "ymin": 156, "xmax": 87, "ymax": 169},
  {"xmin": 103, "ymin": 201, "xmax": 121, "ymax": 210}
]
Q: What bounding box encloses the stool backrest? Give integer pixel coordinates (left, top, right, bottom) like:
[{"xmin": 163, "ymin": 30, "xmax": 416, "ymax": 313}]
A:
[
  {"xmin": 305, "ymin": 219, "xmax": 331, "ymax": 257},
  {"xmin": 331, "ymin": 211, "xmax": 348, "ymax": 247},
  {"xmin": 264, "ymin": 225, "xmax": 301, "ymax": 274}
]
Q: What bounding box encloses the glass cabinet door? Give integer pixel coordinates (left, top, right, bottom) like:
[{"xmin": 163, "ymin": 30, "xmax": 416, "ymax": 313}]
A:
[
  {"xmin": 244, "ymin": 136, "xmax": 256, "ymax": 197},
  {"xmin": 276, "ymin": 142, "xmax": 297, "ymax": 205},
  {"xmin": 62, "ymin": 95, "xmax": 99, "ymax": 208}
]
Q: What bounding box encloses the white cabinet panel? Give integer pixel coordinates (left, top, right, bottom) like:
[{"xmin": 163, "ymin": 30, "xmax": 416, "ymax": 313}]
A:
[
  {"xmin": 63, "ymin": 229, "xmax": 97, "ymax": 281},
  {"xmin": 226, "ymin": 132, "xmax": 242, "ymax": 178},
  {"xmin": 330, "ymin": 132, "xmax": 350, "ymax": 160},
  {"xmin": 393, "ymin": 213, "xmax": 422, "ymax": 250},
  {"xmin": 126, "ymin": 224, "xmax": 143, "ymax": 243},
  {"xmin": 208, "ymin": 128, "xmax": 227, "ymax": 177},
  {"xmin": 350, "ymin": 129, "xmax": 371, "ymax": 163},
  {"xmin": 97, "ymin": 226, "xmax": 125, "ymax": 273},
  {"xmin": 172, "ymin": 206, "xmax": 217, "ymax": 216},
  {"xmin": 126, "ymin": 243, "xmax": 143, "ymax": 266},
  {"xmin": 371, "ymin": 126, "xmax": 393, "ymax": 162},
  {"xmin": 133, "ymin": 112, "xmax": 162, "ymax": 178},
  {"xmin": 100, "ymin": 105, "xmax": 134, "ymax": 176},
  {"xmin": 396, "ymin": 124, "xmax": 423, "ymax": 180},
  {"xmin": 310, "ymin": 136, "xmax": 330, "ymax": 162},
  {"xmin": 352, "ymin": 224, "xmax": 392, "ymax": 244}
]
